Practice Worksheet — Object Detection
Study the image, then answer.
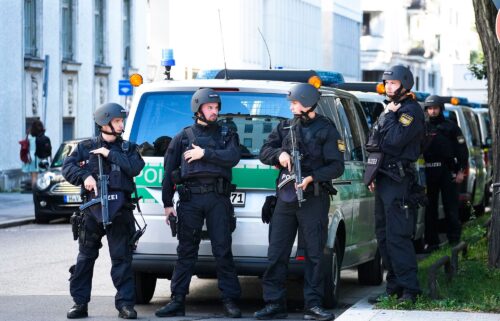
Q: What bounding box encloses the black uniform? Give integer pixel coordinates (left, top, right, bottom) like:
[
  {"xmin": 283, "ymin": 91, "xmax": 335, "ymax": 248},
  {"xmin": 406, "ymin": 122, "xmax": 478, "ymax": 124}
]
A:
[
  {"xmin": 259, "ymin": 114, "xmax": 344, "ymax": 308},
  {"xmin": 62, "ymin": 135, "xmax": 145, "ymax": 310},
  {"xmin": 162, "ymin": 122, "xmax": 242, "ymax": 300},
  {"xmin": 423, "ymin": 114, "xmax": 468, "ymax": 246},
  {"xmin": 373, "ymin": 97, "xmax": 424, "ymax": 297}
]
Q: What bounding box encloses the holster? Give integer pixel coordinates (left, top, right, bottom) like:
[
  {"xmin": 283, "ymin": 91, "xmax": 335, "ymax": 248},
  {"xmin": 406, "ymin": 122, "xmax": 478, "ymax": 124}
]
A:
[{"xmin": 69, "ymin": 211, "xmax": 84, "ymax": 241}]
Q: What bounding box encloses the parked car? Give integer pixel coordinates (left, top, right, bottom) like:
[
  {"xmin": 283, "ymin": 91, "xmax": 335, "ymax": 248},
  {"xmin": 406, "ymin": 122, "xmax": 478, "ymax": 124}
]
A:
[
  {"xmin": 33, "ymin": 138, "xmax": 86, "ymax": 223},
  {"xmin": 471, "ymin": 107, "xmax": 492, "ymax": 204},
  {"xmin": 443, "ymin": 101, "xmax": 487, "ymax": 219},
  {"xmin": 125, "ymin": 69, "xmax": 382, "ymax": 307}
]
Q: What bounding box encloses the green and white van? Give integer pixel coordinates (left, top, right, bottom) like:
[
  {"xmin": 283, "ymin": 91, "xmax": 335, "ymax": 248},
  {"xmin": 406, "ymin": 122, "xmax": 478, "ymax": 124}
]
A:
[{"xmin": 124, "ymin": 70, "xmax": 381, "ymax": 307}]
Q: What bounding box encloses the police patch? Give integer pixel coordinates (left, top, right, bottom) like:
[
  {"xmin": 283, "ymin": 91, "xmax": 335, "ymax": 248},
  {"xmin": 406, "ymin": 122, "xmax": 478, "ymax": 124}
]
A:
[
  {"xmin": 399, "ymin": 113, "xmax": 414, "ymax": 126},
  {"xmin": 337, "ymin": 140, "xmax": 346, "ymax": 153},
  {"xmin": 457, "ymin": 136, "xmax": 465, "ymax": 144}
]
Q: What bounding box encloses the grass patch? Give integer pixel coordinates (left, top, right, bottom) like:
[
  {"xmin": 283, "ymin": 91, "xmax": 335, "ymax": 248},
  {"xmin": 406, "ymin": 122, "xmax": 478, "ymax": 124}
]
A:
[{"xmin": 377, "ymin": 214, "xmax": 500, "ymax": 312}]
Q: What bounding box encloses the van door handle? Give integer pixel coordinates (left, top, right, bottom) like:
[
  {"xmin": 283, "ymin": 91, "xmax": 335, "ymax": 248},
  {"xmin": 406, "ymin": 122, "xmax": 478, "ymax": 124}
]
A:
[{"xmin": 332, "ymin": 180, "xmax": 352, "ymax": 185}]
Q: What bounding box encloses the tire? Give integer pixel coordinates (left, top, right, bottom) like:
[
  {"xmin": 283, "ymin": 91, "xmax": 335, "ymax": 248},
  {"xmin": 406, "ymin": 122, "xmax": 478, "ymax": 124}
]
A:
[
  {"xmin": 135, "ymin": 272, "xmax": 157, "ymax": 304},
  {"xmin": 357, "ymin": 248, "xmax": 383, "ymax": 285},
  {"xmin": 323, "ymin": 238, "xmax": 342, "ymax": 309}
]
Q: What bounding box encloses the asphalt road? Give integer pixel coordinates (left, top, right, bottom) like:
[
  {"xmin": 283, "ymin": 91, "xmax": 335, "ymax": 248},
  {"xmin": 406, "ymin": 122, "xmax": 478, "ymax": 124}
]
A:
[{"xmin": 0, "ymin": 222, "xmax": 384, "ymax": 321}]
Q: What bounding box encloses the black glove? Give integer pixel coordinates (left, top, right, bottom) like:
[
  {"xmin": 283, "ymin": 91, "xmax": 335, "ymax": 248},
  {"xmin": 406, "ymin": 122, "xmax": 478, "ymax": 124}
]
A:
[{"xmin": 261, "ymin": 195, "xmax": 277, "ymax": 224}]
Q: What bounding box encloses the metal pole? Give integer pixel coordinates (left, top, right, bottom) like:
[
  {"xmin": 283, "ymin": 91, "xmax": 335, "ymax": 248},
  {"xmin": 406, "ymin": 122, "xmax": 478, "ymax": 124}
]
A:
[{"xmin": 42, "ymin": 55, "xmax": 49, "ymax": 125}]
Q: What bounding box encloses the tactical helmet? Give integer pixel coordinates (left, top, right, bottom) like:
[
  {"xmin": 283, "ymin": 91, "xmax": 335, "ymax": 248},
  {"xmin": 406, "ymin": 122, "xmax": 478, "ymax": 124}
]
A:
[
  {"xmin": 94, "ymin": 103, "xmax": 127, "ymax": 126},
  {"xmin": 424, "ymin": 95, "xmax": 444, "ymax": 109},
  {"xmin": 191, "ymin": 88, "xmax": 221, "ymax": 113},
  {"xmin": 287, "ymin": 83, "xmax": 321, "ymax": 108},
  {"xmin": 382, "ymin": 65, "xmax": 414, "ymax": 91}
]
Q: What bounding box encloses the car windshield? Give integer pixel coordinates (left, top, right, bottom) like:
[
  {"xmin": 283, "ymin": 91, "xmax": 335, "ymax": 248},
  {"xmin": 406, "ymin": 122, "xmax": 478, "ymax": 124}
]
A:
[
  {"xmin": 51, "ymin": 143, "xmax": 75, "ymax": 168},
  {"xmin": 129, "ymin": 91, "xmax": 290, "ymax": 158}
]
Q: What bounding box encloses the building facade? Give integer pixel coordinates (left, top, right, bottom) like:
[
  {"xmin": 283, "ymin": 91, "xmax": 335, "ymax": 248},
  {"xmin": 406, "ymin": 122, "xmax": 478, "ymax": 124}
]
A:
[
  {"xmin": 0, "ymin": 0, "xmax": 361, "ymax": 190},
  {"xmin": 0, "ymin": 0, "xmax": 148, "ymax": 190}
]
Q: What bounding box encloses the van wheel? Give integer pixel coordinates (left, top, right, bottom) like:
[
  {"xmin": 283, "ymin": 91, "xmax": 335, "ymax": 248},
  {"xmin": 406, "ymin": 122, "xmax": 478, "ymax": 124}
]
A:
[
  {"xmin": 323, "ymin": 238, "xmax": 342, "ymax": 308},
  {"xmin": 135, "ymin": 272, "xmax": 156, "ymax": 304},
  {"xmin": 357, "ymin": 248, "xmax": 383, "ymax": 285}
]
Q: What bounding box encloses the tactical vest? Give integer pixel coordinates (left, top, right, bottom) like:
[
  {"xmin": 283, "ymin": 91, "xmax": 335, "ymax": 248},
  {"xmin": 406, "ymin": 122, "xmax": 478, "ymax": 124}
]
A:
[
  {"xmin": 84, "ymin": 137, "xmax": 135, "ymax": 193},
  {"xmin": 283, "ymin": 117, "xmax": 332, "ymax": 177},
  {"xmin": 180, "ymin": 125, "xmax": 233, "ymax": 182}
]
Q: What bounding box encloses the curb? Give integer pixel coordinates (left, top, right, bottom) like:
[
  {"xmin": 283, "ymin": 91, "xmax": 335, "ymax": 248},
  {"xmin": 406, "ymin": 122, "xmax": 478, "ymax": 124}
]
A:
[
  {"xmin": 0, "ymin": 217, "xmax": 34, "ymax": 229},
  {"xmin": 335, "ymin": 294, "xmax": 500, "ymax": 321}
]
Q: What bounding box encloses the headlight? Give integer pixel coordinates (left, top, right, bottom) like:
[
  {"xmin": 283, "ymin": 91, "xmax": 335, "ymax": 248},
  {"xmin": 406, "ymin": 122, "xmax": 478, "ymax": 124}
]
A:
[{"xmin": 36, "ymin": 173, "xmax": 54, "ymax": 190}]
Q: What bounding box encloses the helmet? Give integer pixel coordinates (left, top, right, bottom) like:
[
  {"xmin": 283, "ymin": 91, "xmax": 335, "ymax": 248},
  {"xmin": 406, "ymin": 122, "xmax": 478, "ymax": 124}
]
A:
[
  {"xmin": 287, "ymin": 83, "xmax": 321, "ymax": 108},
  {"xmin": 94, "ymin": 103, "xmax": 127, "ymax": 126},
  {"xmin": 424, "ymin": 95, "xmax": 444, "ymax": 109},
  {"xmin": 191, "ymin": 88, "xmax": 221, "ymax": 113},
  {"xmin": 382, "ymin": 65, "xmax": 414, "ymax": 91}
]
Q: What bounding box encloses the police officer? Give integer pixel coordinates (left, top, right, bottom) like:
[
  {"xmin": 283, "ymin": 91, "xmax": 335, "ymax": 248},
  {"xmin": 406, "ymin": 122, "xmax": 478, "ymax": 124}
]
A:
[
  {"xmin": 62, "ymin": 103, "xmax": 145, "ymax": 319},
  {"xmin": 156, "ymin": 88, "xmax": 242, "ymax": 318},
  {"xmin": 422, "ymin": 95, "xmax": 468, "ymax": 252},
  {"xmin": 368, "ymin": 65, "xmax": 424, "ymax": 304},
  {"xmin": 255, "ymin": 83, "xmax": 344, "ymax": 321}
]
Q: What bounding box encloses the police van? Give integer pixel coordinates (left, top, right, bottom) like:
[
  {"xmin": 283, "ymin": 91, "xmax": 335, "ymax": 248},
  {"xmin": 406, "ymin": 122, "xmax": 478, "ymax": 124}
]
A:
[{"xmin": 124, "ymin": 69, "xmax": 381, "ymax": 307}]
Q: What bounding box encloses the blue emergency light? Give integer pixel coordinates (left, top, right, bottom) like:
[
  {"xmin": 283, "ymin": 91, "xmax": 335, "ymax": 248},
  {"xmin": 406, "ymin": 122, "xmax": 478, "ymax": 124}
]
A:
[{"xmin": 161, "ymin": 49, "xmax": 175, "ymax": 80}]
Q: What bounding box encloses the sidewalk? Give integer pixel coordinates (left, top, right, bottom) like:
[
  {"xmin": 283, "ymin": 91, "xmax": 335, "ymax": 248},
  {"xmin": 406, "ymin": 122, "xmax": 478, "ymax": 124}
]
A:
[
  {"xmin": 0, "ymin": 192, "xmax": 35, "ymax": 227},
  {"xmin": 338, "ymin": 294, "xmax": 499, "ymax": 321}
]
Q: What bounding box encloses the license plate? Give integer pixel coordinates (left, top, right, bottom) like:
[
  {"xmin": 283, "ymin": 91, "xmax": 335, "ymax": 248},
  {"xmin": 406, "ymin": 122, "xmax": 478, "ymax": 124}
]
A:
[
  {"xmin": 230, "ymin": 192, "xmax": 245, "ymax": 207},
  {"xmin": 64, "ymin": 195, "xmax": 82, "ymax": 203}
]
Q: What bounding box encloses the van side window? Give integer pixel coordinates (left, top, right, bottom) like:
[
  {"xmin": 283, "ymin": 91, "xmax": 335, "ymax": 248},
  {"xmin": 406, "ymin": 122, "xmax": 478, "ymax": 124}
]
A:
[
  {"xmin": 337, "ymin": 98, "xmax": 364, "ymax": 161},
  {"xmin": 463, "ymin": 110, "xmax": 480, "ymax": 147},
  {"xmin": 317, "ymin": 95, "xmax": 343, "ymax": 132},
  {"xmin": 332, "ymin": 98, "xmax": 354, "ymax": 161},
  {"xmin": 360, "ymin": 101, "xmax": 384, "ymax": 126},
  {"xmin": 353, "ymin": 101, "xmax": 370, "ymax": 140}
]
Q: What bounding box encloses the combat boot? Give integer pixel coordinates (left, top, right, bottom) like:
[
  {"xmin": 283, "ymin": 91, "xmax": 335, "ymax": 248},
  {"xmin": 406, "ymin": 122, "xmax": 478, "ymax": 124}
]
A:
[
  {"xmin": 118, "ymin": 305, "xmax": 137, "ymax": 319},
  {"xmin": 67, "ymin": 303, "xmax": 88, "ymax": 319},
  {"xmin": 222, "ymin": 298, "xmax": 241, "ymax": 318},
  {"xmin": 155, "ymin": 295, "xmax": 185, "ymax": 317},
  {"xmin": 304, "ymin": 306, "xmax": 335, "ymax": 321},
  {"xmin": 254, "ymin": 302, "xmax": 287, "ymax": 320}
]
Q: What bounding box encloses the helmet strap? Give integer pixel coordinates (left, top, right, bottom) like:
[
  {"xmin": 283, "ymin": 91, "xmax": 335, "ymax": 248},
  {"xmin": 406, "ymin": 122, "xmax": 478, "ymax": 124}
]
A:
[
  {"xmin": 99, "ymin": 122, "xmax": 122, "ymax": 137},
  {"xmin": 194, "ymin": 111, "xmax": 217, "ymax": 126}
]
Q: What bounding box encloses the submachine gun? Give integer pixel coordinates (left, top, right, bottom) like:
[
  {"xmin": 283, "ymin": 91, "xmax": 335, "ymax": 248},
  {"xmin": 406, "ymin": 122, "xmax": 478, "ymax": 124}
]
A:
[
  {"xmin": 78, "ymin": 154, "xmax": 111, "ymax": 229},
  {"xmin": 289, "ymin": 122, "xmax": 306, "ymax": 206}
]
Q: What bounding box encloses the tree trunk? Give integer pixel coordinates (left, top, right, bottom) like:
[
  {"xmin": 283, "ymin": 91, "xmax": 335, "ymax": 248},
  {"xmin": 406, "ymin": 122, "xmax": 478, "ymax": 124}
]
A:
[{"xmin": 473, "ymin": 0, "xmax": 500, "ymax": 268}]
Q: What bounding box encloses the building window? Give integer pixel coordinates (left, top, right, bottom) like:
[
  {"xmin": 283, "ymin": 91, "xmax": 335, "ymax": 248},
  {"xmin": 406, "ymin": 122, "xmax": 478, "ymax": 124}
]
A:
[
  {"xmin": 123, "ymin": 0, "xmax": 131, "ymax": 77},
  {"xmin": 62, "ymin": 0, "xmax": 75, "ymax": 61},
  {"xmin": 263, "ymin": 123, "xmax": 272, "ymax": 133},
  {"xmin": 244, "ymin": 124, "xmax": 253, "ymax": 133},
  {"xmin": 428, "ymin": 73, "xmax": 435, "ymax": 88},
  {"xmin": 94, "ymin": 0, "xmax": 105, "ymax": 64},
  {"xmin": 243, "ymin": 138, "xmax": 252, "ymax": 148},
  {"xmin": 362, "ymin": 11, "xmax": 382, "ymax": 37},
  {"xmin": 362, "ymin": 70, "xmax": 384, "ymax": 82},
  {"xmin": 24, "ymin": 0, "xmax": 38, "ymax": 57},
  {"xmin": 63, "ymin": 118, "xmax": 75, "ymax": 141}
]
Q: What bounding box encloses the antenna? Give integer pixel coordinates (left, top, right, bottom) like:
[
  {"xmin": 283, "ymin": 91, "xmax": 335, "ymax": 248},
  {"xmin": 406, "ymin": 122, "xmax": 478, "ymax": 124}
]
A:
[
  {"xmin": 218, "ymin": 9, "xmax": 228, "ymax": 80},
  {"xmin": 258, "ymin": 27, "xmax": 272, "ymax": 69}
]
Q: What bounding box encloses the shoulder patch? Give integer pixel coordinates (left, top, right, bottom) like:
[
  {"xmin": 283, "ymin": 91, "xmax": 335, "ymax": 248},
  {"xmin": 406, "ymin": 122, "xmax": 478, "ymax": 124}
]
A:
[
  {"xmin": 457, "ymin": 136, "xmax": 465, "ymax": 144},
  {"xmin": 337, "ymin": 140, "xmax": 346, "ymax": 153},
  {"xmin": 399, "ymin": 113, "xmax": 414, "ymax": 127}
]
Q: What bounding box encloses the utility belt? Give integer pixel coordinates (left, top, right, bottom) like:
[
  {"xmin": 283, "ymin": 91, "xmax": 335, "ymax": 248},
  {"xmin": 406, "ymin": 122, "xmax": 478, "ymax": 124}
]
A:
[
  {"xmin": 380, "ymin": 161, "xmax": 415, "ymax": 183},
  {"xmin": 178, "ymin": 178, "xmax": 235, "ymax": 201}
]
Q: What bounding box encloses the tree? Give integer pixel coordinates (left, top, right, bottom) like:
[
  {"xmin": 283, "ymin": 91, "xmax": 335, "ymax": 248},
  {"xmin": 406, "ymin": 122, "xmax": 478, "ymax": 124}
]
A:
[{"xmin": 472, "ymin": 0, "xmax": 500, "ymax": 268}]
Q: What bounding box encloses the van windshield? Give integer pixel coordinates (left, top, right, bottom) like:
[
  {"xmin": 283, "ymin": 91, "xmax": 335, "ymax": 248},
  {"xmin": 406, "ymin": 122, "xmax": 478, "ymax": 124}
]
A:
[{"xmin": 130, "ymin": 91, "xmax": 290, "ymax": 158}]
